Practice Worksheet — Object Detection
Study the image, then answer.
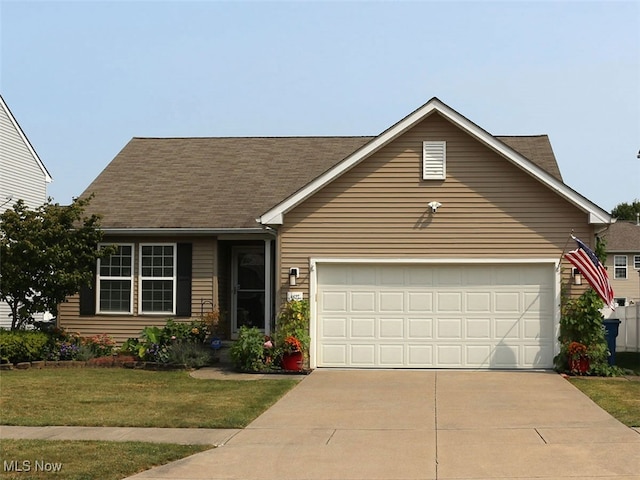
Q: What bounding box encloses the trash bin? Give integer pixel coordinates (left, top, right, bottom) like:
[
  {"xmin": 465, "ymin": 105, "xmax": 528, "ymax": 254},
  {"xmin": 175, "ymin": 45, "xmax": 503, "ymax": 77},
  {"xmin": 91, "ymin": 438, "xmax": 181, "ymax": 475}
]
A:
[{"xmin": 603, "ymin": 319, "xmax": 621, "ymax": 366}]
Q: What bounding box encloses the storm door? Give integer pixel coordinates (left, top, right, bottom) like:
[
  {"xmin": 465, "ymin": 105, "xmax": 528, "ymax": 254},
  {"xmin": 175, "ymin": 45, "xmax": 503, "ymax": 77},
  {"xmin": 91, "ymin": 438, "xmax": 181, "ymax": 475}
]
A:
[{"xmin": 231, "ymin": 246, "xmax": 266, "ymax": 335}]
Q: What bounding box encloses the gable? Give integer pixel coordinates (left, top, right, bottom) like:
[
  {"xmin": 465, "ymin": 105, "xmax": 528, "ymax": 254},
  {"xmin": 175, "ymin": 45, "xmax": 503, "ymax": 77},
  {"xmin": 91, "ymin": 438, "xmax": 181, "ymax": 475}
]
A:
[
  {"xmin": 260, "ymin": 98, "xmax": 610, "ymax": 226},
  {"xmin": 0, "ymin": 96, "xmax": 52, "ymax": 210}
]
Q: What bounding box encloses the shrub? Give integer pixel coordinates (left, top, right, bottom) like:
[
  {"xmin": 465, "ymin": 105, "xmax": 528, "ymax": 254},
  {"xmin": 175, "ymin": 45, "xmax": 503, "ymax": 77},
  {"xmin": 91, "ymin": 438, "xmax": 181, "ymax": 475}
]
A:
[
  {"xmin": 83, "ymin": 333, "xmax": 116, "ymax": 357},
  {"xmin": 230, "ymin": 326, "xmax": 270, "ymax": 372},
  {"xmin": 0, "ymin": 330, "xmax": 51, "ymax": 363},
  {"xmin": 167, "ymin": 342, "xmax": 214, "ymax": 368}
]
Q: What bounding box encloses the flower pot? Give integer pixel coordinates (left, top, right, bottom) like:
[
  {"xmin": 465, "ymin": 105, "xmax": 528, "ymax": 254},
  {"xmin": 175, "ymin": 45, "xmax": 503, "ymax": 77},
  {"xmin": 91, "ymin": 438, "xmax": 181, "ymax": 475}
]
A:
[
  {"xmin": 570, "ymin": 357, "xmax": 589, "ymax": 374},
  {"xmin": 281, "ymin": 351, "xmax": 303, "ymax": 371}
]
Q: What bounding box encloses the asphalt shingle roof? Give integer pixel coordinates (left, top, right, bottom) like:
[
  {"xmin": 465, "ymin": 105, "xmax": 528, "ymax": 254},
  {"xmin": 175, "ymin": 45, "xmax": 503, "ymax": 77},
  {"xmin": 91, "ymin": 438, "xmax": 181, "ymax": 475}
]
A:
[
  {"xmin": 80, "ymin": 135, "xmax": 563, "ymax": 229},
  {"xmin": 602, "ymin": 221, "xmax": 640, "ymax": 252}
]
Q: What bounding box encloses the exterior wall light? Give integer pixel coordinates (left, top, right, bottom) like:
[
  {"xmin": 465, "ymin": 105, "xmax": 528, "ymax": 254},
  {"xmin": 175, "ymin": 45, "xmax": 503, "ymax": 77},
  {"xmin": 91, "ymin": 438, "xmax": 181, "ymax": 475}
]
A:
[{"xmin": 289, "ymin": 267, "xmax": 300, "ymax": 286}]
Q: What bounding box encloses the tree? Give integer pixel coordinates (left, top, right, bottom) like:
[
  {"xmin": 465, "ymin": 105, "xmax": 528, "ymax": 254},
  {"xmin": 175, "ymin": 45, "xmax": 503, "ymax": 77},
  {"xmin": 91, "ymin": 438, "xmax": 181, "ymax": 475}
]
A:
[
  {"xmin": 0, "ymin": 196, "xmax": 113, "ymax": 330},
  {"xmin": 611, "ymin": 199, "xmax": 640, "ymax": 221}
]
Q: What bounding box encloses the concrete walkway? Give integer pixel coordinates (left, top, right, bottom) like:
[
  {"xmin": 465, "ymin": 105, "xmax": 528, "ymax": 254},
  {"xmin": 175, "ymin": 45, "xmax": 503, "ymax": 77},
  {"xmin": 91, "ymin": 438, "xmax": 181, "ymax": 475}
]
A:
[
  {"xmin": 2, "ymin": 370, "xmax": 639, "ymax": 479},
  {"xmin": 122, "ymin": 370, "xmax": 639, "ymax": 480}
]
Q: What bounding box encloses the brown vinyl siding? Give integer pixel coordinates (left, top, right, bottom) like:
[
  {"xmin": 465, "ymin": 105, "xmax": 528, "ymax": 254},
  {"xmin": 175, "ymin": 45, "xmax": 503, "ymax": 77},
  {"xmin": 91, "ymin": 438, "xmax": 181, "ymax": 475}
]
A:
[
  {"xmin": 58, "ymin": 236, "xmax": 217, "ymax": 344},
  {"xmin": 278, "ymin": 113, "xmax": 592, "ymax": 299}
]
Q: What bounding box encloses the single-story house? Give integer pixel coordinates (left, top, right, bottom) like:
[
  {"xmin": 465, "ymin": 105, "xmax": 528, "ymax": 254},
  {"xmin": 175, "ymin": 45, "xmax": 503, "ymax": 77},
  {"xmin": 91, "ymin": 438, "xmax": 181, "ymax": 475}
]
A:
[
  {"xmin": 602, "ymin": 220, "xmax": 640, "ymax": 306},
  {"xmin": 58, "ymin": 97, "xmax": 612, "ymax": 369}
]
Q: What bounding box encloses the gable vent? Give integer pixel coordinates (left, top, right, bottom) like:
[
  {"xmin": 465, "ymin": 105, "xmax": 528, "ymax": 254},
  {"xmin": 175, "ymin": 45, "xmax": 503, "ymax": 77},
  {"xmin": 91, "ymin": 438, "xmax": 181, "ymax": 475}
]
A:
[{"xmin": 422, "ymin": 141, "xmax": 446, "ymax": 180}]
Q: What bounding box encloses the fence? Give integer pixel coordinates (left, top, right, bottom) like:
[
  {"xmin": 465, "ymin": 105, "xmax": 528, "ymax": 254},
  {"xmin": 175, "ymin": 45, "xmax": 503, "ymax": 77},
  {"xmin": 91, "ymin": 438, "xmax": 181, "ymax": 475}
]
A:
[{"xmin": 609, "ymin": 304, "xmax": 640, "ymax": 352}]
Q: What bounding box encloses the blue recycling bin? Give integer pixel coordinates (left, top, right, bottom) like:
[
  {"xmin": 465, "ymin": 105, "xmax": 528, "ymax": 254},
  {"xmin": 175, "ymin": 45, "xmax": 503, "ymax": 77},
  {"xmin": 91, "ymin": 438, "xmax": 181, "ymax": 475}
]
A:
[{"xmin": 603, "ymin": 319, "xmax": 621, "ymax": 366}]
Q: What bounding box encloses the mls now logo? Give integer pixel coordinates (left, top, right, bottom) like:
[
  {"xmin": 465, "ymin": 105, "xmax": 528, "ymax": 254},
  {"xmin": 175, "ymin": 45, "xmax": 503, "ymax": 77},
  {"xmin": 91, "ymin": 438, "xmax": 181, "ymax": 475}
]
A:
[{"xmin": 4, "ymin": 460, "xmax": 63, "ymax": 472}]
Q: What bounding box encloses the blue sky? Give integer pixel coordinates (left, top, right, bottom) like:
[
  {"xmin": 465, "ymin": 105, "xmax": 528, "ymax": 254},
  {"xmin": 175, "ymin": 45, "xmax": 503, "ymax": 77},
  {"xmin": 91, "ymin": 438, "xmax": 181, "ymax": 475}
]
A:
[{"xmin": 1, "ymin": 0, "xmax": 638, "ymax": 212}]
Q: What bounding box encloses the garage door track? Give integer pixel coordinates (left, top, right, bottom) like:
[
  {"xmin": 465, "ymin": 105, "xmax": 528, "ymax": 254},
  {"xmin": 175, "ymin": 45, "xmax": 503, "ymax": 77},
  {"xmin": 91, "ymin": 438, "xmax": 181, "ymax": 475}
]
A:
[{"xmin": 127, "ymin": 370, "xmax": 640, "ymax": 480}]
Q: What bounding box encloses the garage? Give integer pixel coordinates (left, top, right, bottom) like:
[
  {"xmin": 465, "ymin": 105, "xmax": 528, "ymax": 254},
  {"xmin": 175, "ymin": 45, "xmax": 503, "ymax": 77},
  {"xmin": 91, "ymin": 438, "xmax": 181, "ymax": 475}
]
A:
[{"xmin": 314, "ymin": 262, "xmax": 557, "ymax": 369}]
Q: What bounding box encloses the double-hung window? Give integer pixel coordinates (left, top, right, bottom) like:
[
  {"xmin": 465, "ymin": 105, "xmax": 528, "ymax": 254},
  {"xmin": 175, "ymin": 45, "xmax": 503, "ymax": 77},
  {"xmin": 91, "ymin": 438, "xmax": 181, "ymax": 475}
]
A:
[
  {"xmin": 139, "ymin": 244, "xmax": 176, "ymax": 314},
  {"xmin": 97, "ymin": 244, "xmax": 134, "ymax": 314},
  {"xmin": 634, "ymin": 255, "xmax": 640, "ymax": 270},
  {"xmin": 614, "ymin": 255, "xmax": 627, "ymax": 279}
]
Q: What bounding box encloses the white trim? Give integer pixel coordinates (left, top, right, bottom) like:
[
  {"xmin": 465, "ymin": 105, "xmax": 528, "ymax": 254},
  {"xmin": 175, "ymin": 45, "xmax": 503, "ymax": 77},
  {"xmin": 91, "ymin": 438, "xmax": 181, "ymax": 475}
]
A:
[
  {"xmin": 614, "ymin": 255, "xmax": 628, "ymax": 279},
  {"xmin": 0, "ymin": 95, "xmax": 52, "ymax": 183},
  {"xmin": 260, "ymin": 97, "xmax": 611, "ymax": 226},
  {"xmin": 422, "ymin": 141, "xmax": 446, "ymax": 180},
  {"xmin": 309, "ymin": 257, "xmax": 560, "ymax": 369},
  {"xmin": 138, "ymin": 243, "xmax": 177, "ymax": 315},
  {"xmin": 96, "ymin": 243, "xmax": 134, "ymax": 315},
  {"xmin": 264, "ymin": 239, "xmax": 272, "ymax": 337}
]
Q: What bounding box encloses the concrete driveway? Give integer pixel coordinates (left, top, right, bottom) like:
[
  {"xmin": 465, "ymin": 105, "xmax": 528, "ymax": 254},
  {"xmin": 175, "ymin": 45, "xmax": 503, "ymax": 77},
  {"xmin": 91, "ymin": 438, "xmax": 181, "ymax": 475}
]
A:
[{"xmin": 127, "ymin": 370, "xmax": 640, "ymax": 480}]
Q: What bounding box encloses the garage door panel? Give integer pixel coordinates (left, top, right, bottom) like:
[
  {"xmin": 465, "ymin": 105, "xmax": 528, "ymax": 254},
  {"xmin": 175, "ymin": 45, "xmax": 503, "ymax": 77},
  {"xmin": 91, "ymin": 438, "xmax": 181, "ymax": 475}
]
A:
[
  {"xmin": 351, "ymin": 292, "xmax": 376, "ymax": 311},
  {"xmin": 379, "ymin": 318, "xmax": 404, "ymax": 338},
  {"xmin": 316, "ymin": 263, "xmax": 555, "ymax": 369},
  {"xmin": 408, "ymin": 318, "xmax": 433, "ymax": 338},
  {"xmin": 438, "ymin": 292, "xmax": 463, "ymax": 312},
  {"xmin": 351, "ymin": 344, "xmax": 375, "ymax": 365},
  {"xmin": 322, "ymin": 317, "xmax": 348, "ymax": 338},
  {"xmin": 408, "ymin": 292, "xmax": 433, "ymax": 312},
  {"xmin": 351, "ymin": 318, "xmax": 375, "ymax": 338}
]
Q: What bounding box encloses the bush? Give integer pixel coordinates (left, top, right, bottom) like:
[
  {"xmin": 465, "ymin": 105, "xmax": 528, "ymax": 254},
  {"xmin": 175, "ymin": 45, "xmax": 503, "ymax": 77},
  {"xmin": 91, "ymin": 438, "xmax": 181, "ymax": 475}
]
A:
[
  {"xmin": 229, "ymin": 326, "xmax": 271, "ymax": 372},
  {"xmin": 167, "ymin": 342, "xmax": 214, "ymax": 368},
  {"xmin": 0, "ymin": 330, "xmax": 51, "ymax": 363}
]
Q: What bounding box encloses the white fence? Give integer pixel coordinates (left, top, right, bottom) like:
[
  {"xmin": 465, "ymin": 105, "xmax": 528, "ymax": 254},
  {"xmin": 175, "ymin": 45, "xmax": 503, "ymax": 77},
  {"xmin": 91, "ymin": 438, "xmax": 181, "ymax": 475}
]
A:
[{"xmin": 609, "ymin": 304, "xmax": 640, "ymax": 352}]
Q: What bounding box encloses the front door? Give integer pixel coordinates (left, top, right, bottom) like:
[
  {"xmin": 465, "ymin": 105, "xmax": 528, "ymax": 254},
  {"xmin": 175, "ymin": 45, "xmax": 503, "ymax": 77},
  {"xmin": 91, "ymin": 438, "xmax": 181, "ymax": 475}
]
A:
[{"xmin": 232, "ymin": 246, "xmax": 266, "ymax": 335}]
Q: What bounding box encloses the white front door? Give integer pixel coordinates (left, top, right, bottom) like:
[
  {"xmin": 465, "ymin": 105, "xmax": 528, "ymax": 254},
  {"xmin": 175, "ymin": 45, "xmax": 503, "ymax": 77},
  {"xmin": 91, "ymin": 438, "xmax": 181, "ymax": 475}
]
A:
[{"xmin": 231, "ymin": 247, "xmax": 266, "ymax": 334}]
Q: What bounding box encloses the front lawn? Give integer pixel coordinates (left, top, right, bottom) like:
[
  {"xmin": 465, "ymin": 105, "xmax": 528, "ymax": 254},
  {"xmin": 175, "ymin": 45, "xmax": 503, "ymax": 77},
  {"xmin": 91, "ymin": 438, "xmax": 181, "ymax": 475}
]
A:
[
  {"xmin": 0, "ymin": 368, "xmax": 297, "ymax": 428},
  {"xmin": 0, "ymin": 439, "xmax": 210, "ymax": 480},
  {"xmin": 570, "ymin": 378, "xmax": 640, "ymax": 427}
]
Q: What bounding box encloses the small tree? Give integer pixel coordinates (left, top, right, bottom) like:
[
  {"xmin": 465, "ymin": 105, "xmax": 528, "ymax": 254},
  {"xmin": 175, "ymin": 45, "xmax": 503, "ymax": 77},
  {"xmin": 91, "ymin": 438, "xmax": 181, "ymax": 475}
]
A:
[{"xmin": 0, "ymin": 196, "xmax": 112, "ymax": 330}]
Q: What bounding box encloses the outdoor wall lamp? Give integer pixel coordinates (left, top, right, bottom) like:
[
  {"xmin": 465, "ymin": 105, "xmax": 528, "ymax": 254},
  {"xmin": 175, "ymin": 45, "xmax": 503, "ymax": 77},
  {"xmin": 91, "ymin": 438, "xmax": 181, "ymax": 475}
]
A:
[
  {"xmin": 572, "ymin": 268, "xmax": 582, "ymax": 286},
  {"xmin": 289, "ymin": 267, "xmax": 300, "ymax": 286},
  {"xmin": 428, "ymin": 201, "xmax": 442, "ymax": 213}
]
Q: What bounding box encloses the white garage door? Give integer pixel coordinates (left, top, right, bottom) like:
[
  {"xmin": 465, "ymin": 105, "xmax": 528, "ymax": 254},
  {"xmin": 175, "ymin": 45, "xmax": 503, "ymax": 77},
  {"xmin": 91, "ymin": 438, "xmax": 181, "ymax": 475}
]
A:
[{"xmin": 316, "ymin": 263, "xmax": 555, "ymax": 369}]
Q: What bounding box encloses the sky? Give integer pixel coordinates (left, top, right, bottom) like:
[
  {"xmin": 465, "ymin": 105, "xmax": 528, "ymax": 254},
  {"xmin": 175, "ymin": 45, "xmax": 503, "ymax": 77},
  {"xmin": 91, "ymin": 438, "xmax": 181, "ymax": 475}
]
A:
[{"xmin": 1, "ymin": 0, "xmax": 638, "ymax": 213}]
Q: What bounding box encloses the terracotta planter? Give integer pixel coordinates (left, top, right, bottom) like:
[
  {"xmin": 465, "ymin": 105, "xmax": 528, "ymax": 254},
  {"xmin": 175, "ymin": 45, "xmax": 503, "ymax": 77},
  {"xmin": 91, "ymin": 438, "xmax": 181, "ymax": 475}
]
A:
[
  {"xmin": 281, "ymin": 351, "xmax": 303, "ymax": 371},
  {"xmin": 570, "ymin": 357, "xmax": 590, "ymax": 374}
]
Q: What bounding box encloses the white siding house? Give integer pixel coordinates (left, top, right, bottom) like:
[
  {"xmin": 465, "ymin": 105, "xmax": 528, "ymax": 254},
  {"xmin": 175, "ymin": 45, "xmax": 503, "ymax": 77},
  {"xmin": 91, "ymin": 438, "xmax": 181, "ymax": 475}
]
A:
[{"xmin": 0, "ymin": 95, "xmax": 52, "ymax": 328}]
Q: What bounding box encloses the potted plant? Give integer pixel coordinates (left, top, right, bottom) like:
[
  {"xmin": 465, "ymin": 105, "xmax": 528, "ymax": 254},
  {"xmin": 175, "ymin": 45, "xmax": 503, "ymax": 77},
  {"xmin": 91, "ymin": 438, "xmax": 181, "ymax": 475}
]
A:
[
  {"xmin": 274, "ymin": 300, "xmax": 310, "ymax": 371},
  {"xmin": 568, "ymin": 341, "xmax": 589, "ymax": 375}
]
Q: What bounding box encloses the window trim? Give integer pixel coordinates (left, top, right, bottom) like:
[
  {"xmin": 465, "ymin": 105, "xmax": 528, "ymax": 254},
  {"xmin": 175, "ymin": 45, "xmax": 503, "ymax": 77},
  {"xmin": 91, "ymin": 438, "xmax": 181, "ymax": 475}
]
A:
[
  {"xmin": 138, "ymin": 243, "xmax": 177, "ymax": 315},
  {"xmin": 634, "ymin": 255, "xmax": 640, "ymax": 270},
  {"xmin": 614, "ymin": 255, "xmax": 628, "ymax": 280},
  {"xmin": 422, "ymin": 141, "xmax": 446, "ymax": 180},
  {"xmin": 96, "ymin": 243, "xmax": 134, "ymax": 315}
]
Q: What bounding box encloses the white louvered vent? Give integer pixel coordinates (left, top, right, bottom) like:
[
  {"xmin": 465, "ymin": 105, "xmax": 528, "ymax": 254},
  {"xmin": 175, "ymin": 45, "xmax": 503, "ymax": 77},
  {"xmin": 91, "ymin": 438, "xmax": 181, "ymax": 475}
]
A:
[{"xmin": 422, "ymin": 141, "xmax": 446, "ymax": 180}]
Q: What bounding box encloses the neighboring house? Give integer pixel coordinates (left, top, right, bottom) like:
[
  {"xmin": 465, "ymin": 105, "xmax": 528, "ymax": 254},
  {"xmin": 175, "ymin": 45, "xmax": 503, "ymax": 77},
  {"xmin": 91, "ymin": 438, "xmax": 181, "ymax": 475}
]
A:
[
  {"xmin": 0, "ymin": 95, "xmax": 53, "ymax": 329},
  {"xmin": 58, "ymin": 97, "xmax": 612, "ymax": 369},
  {"xmin": 602, "ymin": 220, "xmax": 640, "ymax": 306}
]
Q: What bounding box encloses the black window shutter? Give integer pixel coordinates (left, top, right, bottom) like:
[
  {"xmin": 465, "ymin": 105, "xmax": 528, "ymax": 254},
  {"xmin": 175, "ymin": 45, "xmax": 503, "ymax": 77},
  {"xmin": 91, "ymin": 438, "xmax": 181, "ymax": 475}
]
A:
[
  {"xmin": 176, "ymin": 243, "xmax": 192, "ymax": 317},
  {"xmin": 79, "ymin": 273, "xmax": 96, "ymax": 316}
]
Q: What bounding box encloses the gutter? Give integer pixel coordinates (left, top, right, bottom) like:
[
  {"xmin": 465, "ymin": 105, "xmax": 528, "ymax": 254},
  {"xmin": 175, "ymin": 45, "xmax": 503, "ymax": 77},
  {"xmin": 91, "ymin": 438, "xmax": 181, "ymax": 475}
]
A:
[{"xmin": 101, "ymin": 227, "xmax": 275, "ymax": 236}]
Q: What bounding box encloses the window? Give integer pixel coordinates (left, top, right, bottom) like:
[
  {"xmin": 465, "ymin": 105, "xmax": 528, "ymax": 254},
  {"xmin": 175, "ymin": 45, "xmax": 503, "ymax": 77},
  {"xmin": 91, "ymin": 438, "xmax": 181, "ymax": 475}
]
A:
[
  {"xmin": 614, "ymin": 255, "xmax": 627, "ymax": 279},
  {"xmin": 97, "ymin": 244, "xmax": 134, "ymax": 313},
  {"xmin": 422, "ymin": 141, "xmax": 446, "ymax": 180},
  {"xmin": 615, "ymin": 298, "xmax": 627, "ymax": 307},
  {"xmin": 634, "ymin": 255, "xmax": 640, "ymax": 270},
  {"xmin": 139, "ymin": 244, "xmax": 176, "ymax": 314}
]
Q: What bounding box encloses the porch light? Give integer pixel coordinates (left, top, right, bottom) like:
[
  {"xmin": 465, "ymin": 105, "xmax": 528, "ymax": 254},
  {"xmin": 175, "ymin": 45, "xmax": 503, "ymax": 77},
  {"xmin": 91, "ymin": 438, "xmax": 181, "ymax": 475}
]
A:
[
  {"xmin": 289, "ymin": 267, "xmax": 300, "ymax": 286},
  {"xmin": 573, "ymin": 268, "xmax": 582, "ymax": 286}
]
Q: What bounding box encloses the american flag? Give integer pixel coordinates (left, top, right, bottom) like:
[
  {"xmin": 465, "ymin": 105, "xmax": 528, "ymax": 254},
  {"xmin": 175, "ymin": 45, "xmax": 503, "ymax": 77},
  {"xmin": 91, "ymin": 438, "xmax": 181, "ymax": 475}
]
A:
[{"xmin": 564, "ymin": 235, "xmax": 615, "ymax": 310}]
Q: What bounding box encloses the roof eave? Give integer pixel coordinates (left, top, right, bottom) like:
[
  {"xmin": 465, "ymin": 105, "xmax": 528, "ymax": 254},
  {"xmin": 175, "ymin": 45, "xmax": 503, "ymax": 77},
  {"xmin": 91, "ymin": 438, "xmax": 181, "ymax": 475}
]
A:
[{"xmin": 101, "ymin": 227, "xmax": 274, "ymax": 236}]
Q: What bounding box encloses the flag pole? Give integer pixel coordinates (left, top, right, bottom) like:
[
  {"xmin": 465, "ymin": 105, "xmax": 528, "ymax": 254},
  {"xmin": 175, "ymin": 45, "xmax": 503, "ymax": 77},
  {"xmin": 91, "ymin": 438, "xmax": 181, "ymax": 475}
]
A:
[{"xmin": 556, "ymin": 230, "xmax": 574, "ymax": 271}]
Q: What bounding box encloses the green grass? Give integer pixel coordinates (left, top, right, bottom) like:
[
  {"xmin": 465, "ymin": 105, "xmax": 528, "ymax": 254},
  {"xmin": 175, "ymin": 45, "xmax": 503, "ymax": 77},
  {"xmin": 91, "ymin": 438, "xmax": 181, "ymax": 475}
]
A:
[
  {"xmin": 0, "ymin": 368, "xmax": 297, "ymax": 428},
  {"xmin": 0, "ymin": 439, "xmax": 210, "ymax": 480},
  {"xmin": 570, "ymin": 378, "xmax": 640, "ymax": 427},
  {"xmin": 616, "ymin": 351, "xmax": 640, "ymax": 374}
]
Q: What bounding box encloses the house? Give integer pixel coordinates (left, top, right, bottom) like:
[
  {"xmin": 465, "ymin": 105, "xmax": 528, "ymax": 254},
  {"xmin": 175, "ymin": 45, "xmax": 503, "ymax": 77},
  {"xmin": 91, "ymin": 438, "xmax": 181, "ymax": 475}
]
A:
[
  {"xmin": 0, "ymin": 95, "xmax": 53, "ymax": 329},
  {"xmin": 58, "ymin": 97, "xmax": 612, "ymax": 369},
  {"xmin": 602, "ymin": 220, "xmax": 640, "ymax": 306}
]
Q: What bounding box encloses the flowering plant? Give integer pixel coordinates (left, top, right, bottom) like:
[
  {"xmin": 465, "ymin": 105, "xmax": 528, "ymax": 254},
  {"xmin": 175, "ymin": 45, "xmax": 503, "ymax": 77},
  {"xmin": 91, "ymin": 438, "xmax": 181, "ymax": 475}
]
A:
[
  {"xmin": 568, "ymin": 341, "xmax": 588, "ymax": 360},
  {"xmin": 282, "ymin": 335, "xmax": 302, "ymax": 354}
]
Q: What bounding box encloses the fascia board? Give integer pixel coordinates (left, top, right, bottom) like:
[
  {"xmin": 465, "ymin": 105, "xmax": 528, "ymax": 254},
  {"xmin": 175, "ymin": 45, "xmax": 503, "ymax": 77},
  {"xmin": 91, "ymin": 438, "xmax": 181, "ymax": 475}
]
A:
[
  {"xmin": 101, "ymin": 227, "xmax": 273, "ymax": 236},
  {"xmin": 0, "ymin": 95, "xmax": 53, "ymax": 183},
  {"xmin": 260, "ymin": 97, "xmax": 612, "ymax": 226}
]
